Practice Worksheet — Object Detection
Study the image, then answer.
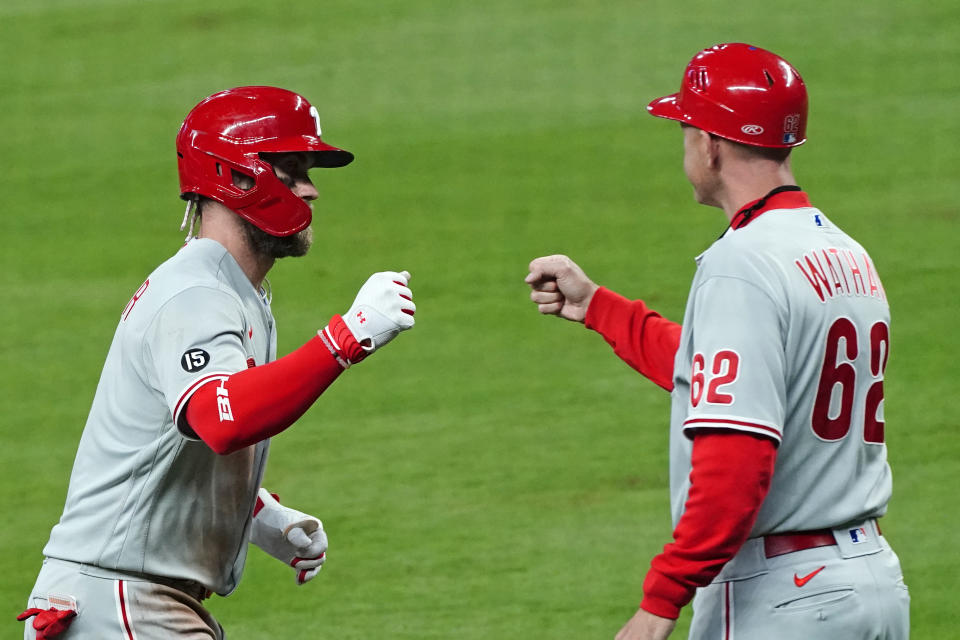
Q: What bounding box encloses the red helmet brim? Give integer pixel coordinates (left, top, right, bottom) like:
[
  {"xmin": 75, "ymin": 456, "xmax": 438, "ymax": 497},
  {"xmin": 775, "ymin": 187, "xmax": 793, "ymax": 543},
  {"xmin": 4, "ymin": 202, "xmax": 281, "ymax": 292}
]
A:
[{"xmin": 646, "ymin": 93, "xmax": 685, "ymax": 123}]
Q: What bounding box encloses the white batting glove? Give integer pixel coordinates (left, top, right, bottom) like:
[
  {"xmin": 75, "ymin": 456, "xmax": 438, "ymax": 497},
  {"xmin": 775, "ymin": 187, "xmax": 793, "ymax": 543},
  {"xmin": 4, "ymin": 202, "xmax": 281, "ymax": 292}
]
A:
[
  {"xmin": 250, "ymin": 489, "xmax": 328, "ymax": 585},
  {"xmin": 318, "ymin": 271, "xmax": 416, "ymax": 368},
  {"xmin": 345, "ymin": 270, "xmax": 416, "ymax": 351}
]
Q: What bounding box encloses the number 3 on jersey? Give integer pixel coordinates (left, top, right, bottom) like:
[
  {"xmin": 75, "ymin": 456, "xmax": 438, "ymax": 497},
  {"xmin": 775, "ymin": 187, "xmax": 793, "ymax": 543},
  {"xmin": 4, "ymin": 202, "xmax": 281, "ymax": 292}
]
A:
[{"xmin": 812, "ymin": 317, "xmax": 889, "ymax": 443}]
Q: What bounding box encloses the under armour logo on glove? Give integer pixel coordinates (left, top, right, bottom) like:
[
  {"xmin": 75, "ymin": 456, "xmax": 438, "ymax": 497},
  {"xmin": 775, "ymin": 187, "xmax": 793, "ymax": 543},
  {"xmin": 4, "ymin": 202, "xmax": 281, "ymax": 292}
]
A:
[
  {"xmin": 17, "ymin": 608, "xmax": 77, "ymax": 639},
  {"xmin": 343, "ymin": 271, "xmax": 416, "ymax": 353}
]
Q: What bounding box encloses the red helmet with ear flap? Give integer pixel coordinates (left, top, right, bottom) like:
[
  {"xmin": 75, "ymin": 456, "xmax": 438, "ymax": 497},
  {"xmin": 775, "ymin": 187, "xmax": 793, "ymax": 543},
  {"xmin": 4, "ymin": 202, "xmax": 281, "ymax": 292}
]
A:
[
  {"xmin": 176, "ymin": 86, "xmax": 354, "ymax": 237},
  {"xmin": 647, "ymin": 43, "xmax": 808, "ymax": 148}
]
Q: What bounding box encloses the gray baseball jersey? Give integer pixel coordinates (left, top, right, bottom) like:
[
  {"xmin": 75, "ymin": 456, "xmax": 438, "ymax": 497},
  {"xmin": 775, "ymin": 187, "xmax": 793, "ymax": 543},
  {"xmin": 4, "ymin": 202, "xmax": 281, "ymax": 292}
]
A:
[
  {"xmin": 42, "ymin": 238, "xmax": 276, "ymax": 595},
  {"xmin": 669, "ymin": 205, "xmax": 892, "ymax": 534}
]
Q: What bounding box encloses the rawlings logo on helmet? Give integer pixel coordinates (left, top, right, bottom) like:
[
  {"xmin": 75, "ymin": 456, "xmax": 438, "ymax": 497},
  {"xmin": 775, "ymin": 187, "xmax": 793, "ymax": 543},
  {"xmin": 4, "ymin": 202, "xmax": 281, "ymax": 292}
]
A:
[{"xmin": 741, "ymin": 124, "xmax": 764, "ymax": 135}]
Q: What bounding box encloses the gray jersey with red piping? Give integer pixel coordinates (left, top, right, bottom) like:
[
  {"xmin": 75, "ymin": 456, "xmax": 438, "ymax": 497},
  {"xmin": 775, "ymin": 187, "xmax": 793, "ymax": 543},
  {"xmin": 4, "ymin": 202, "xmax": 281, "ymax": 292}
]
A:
[
  {"xmin": 668, "ymin": 197, "xmax": 892, "ymax": 534},
  {"xmin": 42, "ymin": 238, "xmax": 276, "ymax": 595}
]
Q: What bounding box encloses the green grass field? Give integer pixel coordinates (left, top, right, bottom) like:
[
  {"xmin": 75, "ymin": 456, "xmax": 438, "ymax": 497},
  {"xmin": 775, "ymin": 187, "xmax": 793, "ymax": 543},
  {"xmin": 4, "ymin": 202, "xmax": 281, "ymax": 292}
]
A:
[{"xmin": 2, "ymin": 0, "xmax": 958, "ymax": 637}]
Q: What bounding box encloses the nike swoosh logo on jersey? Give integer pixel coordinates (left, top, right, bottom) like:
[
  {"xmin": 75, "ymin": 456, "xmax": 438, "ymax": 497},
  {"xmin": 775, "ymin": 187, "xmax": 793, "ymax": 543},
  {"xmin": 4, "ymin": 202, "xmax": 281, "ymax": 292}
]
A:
[{"xmin": 793, "ymin": 565, "xmax": 826, "ymax": 587}]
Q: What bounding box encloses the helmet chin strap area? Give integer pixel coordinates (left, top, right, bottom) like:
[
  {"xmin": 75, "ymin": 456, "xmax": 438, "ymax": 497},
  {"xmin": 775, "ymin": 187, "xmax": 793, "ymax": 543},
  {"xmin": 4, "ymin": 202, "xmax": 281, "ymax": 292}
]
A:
[{"xmin": 180, "ymin": 197, "xmax": 199, "ymax": 241}]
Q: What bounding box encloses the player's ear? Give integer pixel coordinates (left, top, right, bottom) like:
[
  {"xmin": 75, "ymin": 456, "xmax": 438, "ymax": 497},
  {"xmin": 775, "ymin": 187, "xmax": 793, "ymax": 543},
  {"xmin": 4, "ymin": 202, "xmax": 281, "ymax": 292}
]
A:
[{"xmin": 706, "ymin": 132, "xmax": 723, "ymax": 169}]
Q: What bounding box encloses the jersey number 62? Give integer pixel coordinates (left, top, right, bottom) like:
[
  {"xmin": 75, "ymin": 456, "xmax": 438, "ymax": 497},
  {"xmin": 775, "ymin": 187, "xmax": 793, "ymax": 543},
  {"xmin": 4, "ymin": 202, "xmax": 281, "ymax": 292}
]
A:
[{"xmin": 812, "ymin": 317, "xmax": 889, "ymax": 443}]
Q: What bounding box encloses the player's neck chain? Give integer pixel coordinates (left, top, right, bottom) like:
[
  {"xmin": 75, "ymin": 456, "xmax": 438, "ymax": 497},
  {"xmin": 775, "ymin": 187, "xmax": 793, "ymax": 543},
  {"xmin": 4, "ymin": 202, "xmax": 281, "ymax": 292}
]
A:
[{"xmin": 259, "ymin": 278, "xmax": 272, "ymax": 305}]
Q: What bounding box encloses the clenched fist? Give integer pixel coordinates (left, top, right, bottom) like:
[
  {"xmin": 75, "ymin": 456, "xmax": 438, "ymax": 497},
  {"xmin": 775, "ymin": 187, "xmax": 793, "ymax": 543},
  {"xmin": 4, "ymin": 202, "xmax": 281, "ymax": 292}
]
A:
[
  {"xmin": 345, "ymin": 270, "xmax": 416, "ymax": 351},
  {"xmin": 319, "ymin": 270, "xmax": 416, "ymax": 367},
  {"xmin": 250, "ymin": 489, "xmax": 328, "ymax": 585},
  {"xmin": 525, "ymin": 255, "xmax": 598, "ymax": 322}
]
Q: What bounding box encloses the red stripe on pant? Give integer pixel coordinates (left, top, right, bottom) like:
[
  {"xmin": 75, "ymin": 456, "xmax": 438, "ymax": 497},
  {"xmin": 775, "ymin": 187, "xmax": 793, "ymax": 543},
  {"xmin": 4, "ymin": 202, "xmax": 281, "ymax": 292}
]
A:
[
  {"xmin": 117, "ymin": 580, "xmax": 136, "ymax": 640},
  {"xmin": 724, "ymin": 581, "xmax": 733, "ymax": 640}
]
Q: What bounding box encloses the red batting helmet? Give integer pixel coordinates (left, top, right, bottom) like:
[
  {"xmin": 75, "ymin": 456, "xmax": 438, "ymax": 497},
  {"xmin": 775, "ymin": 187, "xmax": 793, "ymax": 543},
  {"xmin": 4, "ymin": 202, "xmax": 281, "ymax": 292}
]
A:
[
  {"xmin": 176, "ymin": 86, "xmax": 354, "ymax": 237},
  {"xmin": 647, "ymin": 43, "xmax": 807, "ymax": 148}
]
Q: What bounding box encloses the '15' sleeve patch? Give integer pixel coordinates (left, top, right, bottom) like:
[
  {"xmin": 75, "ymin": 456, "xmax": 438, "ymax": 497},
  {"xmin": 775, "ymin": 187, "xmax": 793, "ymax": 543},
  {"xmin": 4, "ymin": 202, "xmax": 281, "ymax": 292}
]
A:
[{"xmin": 181, "ymin": 349, "xmax": 211, "ymax": 372}]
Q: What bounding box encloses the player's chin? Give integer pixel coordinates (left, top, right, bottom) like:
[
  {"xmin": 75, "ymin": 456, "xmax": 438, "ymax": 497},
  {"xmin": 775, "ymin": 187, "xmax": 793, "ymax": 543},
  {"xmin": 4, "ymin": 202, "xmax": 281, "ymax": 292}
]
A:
[
  {"xmin": 688, "ymin": 184, "xmax": 705, "ymax": 205},
  {"xmin": 242, "ymin": 219, "xmax": 313, "ymax": 259},
  {"xmin": 269, "ymin": 226, "xmax": 313, "ymax": 259},
  {"xmin": 286, "ymin": 226, "xmax": 313, "ymax": 258}
]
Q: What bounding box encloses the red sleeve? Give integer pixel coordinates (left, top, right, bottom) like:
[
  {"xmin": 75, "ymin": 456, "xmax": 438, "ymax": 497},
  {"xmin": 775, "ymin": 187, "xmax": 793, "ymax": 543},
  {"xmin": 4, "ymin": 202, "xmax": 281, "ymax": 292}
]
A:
[
  {"xmin": 584, "ymin": 287, "xmax": 682, "ymax": 390},
  {"xmin": 639, "ymin": 432, "xmax": 777, "ymax": 619},
  {"xmin": 184, "ymin": 334, "xmax": 344, "ymax": 455}
]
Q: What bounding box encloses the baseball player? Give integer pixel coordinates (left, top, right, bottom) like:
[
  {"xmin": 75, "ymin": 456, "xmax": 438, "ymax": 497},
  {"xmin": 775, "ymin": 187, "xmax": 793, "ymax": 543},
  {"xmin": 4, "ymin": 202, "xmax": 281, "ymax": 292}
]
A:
[
  {"xmin": 526, "ymin": 44, "xmax": 909, "ymax": 639},
  {"xmin": 20, "ymin": 86, "xmax": 416, "ymax": 639}
]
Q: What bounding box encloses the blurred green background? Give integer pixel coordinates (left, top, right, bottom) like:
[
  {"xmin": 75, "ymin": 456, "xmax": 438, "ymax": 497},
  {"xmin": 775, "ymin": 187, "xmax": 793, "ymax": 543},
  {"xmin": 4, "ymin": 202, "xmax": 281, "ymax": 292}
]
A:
[{"xmin": 2, "ymin": 0, "xmax": 957, "ymax": 637}]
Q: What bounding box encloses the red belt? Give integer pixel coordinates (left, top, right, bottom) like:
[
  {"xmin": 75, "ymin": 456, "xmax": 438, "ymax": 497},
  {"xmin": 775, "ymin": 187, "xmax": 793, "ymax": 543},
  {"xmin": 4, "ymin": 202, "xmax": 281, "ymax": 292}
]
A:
[
  {"xmin": 763, "ymin": 530, "xmax": 836, "ymax": 558},
  {"xmin": 763, "ymin": 521, "xmax": 882, "ymax": 558}
]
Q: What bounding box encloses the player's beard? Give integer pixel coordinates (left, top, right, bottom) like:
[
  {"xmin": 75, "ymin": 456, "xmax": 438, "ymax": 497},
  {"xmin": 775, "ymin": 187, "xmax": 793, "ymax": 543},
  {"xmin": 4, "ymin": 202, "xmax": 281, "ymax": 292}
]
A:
[{"xmin": 242, "ymin": 221, "xmax": 314, "ymax": 259}]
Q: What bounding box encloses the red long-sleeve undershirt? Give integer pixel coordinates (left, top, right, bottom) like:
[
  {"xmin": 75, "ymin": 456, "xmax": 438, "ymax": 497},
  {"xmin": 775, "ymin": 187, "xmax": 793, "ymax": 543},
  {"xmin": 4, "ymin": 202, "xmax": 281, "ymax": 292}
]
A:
[
  {"xmin": 184, "ymin": 334, "xmax": 344, "ymax": 455},
  {"xmin": 584, "ymin": 287, "xmax": 682, "ymax": 391},
  {"xmin": 585, "ymin": 287, "xmax": 778, "ymax": 619},
  {"xmin": 641, "ymin": 432, "xmax": 776, "ymax": 618}
]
